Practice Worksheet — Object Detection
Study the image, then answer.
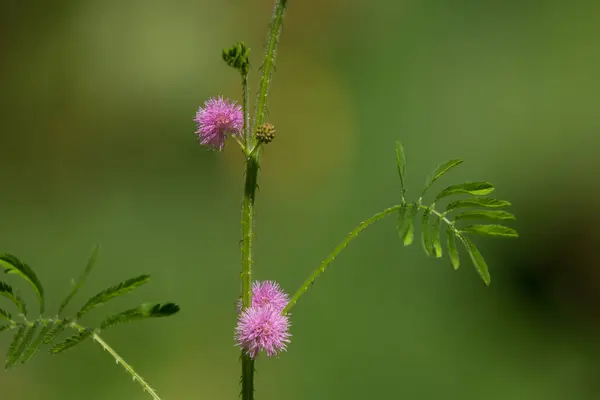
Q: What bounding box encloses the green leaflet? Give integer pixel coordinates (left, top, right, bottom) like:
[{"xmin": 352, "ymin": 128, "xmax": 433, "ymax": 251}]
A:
[
  {"xmin": 435, "ymin": 182, "xmax": 495, "ymax": 202},
  {"xmin": 5, "ymin": 324, "xmax": 25, "ymax": 368},
  {"xmin": 0, "ymin": 307, "xmax": 12, "ymax": 322},
  {"xmin": 447, "ymin": 227, "xmax": 460, "ymax": 270},
  {"xmin": 422, "ymin": 159, "xmax": 464, "ymax": 196},
  {"xmin": 446, "ymin": 198, "xmax": 511, "ymax": 212},
  {"xmin": 421, "ymin": 207, "xmax": 433, "ymax": 256},
  {"xmin": 395, "ymin": 141, "xmax": 406, "ymax": 196},
  {"xmin": 0, "ymin": 325, "xmax": 9, "ymax": 334},
  {"xmin": 58, "ymin": 244, "xmax": 100, "ymax": 315},
  {"xmin": 0, "ymin": 281, "xmax": 26, "ymax": 315},
  {"xmin": 101, "ymin": 303, "xmax": 180, "ymax": 330},
  {"xmin": 430, "ymin": 214, "xmax": 443, "ymax": 258},
  {"xmin": 462, "ymin": 224, "xmax": 519, "ymax": 238},
  {"xmin": 10, "ymin": 322, "xmax": 39, "ymax": 366},
  {"xmin": 459, "ymin": 235, "xmax": 490, "ymax": 285},
  {"xmin": 49, "ymin": 328, "xmax": 93, "ymax": 355},
  {"xmin": 399, "ymin": 203, "xmax": 417, "ymax": 246},
  {"xmin": 0, "ymin": 254, "xmax": 45, "ymax": 313},
  {"xmin": 21, "ymin": 322, "xmax": 53, "ymax": 364},
  {"xmin": 42, "ymin": 319, "xmax": 70, "ymax": 345},
  {"xmin": 76, "ymin": 274, "xmax": 151, "ymax": 319},
  {"xmin": 454, "ymin": 210, "xmax": 516, "ymax": 221}
]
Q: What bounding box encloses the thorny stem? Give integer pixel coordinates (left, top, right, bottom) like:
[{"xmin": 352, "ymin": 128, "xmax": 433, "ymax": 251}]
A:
[
  {"xmin": 2, "ymin": 318, "xmax": 161, "ymax": 399},
  {"xmin": 283, "ymin": 204, "xmax": 404, "ymax": 314},
  {"xmin": 241, "ymin": 1, "xmax": 289, "ymax": 400}
]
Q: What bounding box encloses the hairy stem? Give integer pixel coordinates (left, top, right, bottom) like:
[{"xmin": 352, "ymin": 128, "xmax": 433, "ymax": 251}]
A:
[
  {"xmin": 69, "ymin": 322, "xmax": 162, "ymax": 400},
  {"xmin": 242, "ymin": 72, "xmax": 251, "ymax": 149},
  {"xmin": 240, "ymin": 2, "xmax": 289, "ymax": 399},
  {"xmin": 283, "ymin": 204, "xmax": 404, "ymax": 314},
  {"xmin": 252, "ymin": 0, "xmax": 288, "ymax": 136}
]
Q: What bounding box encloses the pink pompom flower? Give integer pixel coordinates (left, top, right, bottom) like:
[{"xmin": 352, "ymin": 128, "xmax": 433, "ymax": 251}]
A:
[
  {"xmin": 235, "ymin": 305, "xmax": 291, "ymax": 359},
  {"xmin": 193, "ymin": 97, "xmax": 243, "ymax": 150},
  {"xmin": 236, "ymin": 280, "xmax": 289, "ymax": 314}
]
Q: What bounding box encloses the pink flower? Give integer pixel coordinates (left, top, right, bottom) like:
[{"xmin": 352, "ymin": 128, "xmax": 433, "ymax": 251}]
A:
[
  {"xmin": 235, "ymin": 305, "xmax": 291, "ymax": 359},
  {"xmin": 193, "ymin": 97, "xmax": 243, "ymax": 150},
  {"xmin": 237, "ymin": 280, "xmax": 289, "ymax": 314}
]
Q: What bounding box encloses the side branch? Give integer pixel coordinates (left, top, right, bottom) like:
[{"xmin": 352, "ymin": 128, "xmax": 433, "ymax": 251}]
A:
[{"xmin": 283, "ymin": 204, "xmax": 403, "ymax": 313}]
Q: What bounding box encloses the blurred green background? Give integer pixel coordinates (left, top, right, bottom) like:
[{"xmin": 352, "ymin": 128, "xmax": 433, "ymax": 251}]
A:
[{"xmin": 2, "ymin": 0, "xmax": 600, "ymax": 399}]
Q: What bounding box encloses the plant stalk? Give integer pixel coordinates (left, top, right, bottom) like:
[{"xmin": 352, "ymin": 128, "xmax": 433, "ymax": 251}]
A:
[
  {"xmin": 240, "ymin": 1, "xmax": 289, "ymax": 399},
  {"xmin": 283, "ymin": 204, "xmax": 403, "ymax": 313}
]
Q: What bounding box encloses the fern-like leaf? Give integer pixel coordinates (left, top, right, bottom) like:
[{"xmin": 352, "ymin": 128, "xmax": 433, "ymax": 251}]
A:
[
  {"xmin": 5, "ymin": 324, "xmax": 26, "ymax": 368},
  {"xmin": 446, "ymin": 198, "xmax": 511, "ymax": 212},
  {"xmin": 101, "ymin": 303, "xmax": 180, "ymax": 330},
  {"xmin": 446, "ymin": 227, "xmax": 460, "ymax": 270},
  {"xmin": 0, "ymin": 281, "xmax": 26, "ymax": 315},
  {"xmin": 42, "ymin": 319, "xmax": 70, "ymax": 345},
  {"xmin": 434, "ymin": 182, "xmax": 494, "ymax": 202},
  {"xmin": 0, "ymin": 254, "xmax": 45, "ymax": 313},
  {"xmin": 422, "ymin": 159, "xmax": 463, "ymax": 196},
  {"xmin": 58, "ymin": 245, "xmax": 100, "ymax": 315},
  {"xmin": 76, "ymin": 274, "xmax": 151, "ymax": 319},
  {"xmin": 49, "ymin": 328, "xmax": 93, "ymax": 354},
  {"xmin": 462, "ymin": 224, "xmax": 518, "ymax": 238},
  {"xmin": 21, "ymin": 322, "xmax": 52, "ymax": 364},
  {"xmin": 459, "ymin": 235, "xmax": 490, "ymax": 285},
  {"xmin": 454, "ymin": 210, "xmax": 515, "ymax": 221}
]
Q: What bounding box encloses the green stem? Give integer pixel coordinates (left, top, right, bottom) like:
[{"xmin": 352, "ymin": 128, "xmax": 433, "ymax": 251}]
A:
[
  {"xmin": 242, "ymin": 72, "xmax": 251, "ymax": 149},
  {"xmin": 69, "ymin": 322, "xmax": 162, "ymax": 400},
  {"xmin": 240, "ymin": 2, "xmax": 289, "ymax": 399},
  {"xmin": 283, "ymin": 204, "xmax": 404, "ymax": 314},
  {"xmin": 252, "ymin": 0, "xmax": 288, "ymax": 136}
]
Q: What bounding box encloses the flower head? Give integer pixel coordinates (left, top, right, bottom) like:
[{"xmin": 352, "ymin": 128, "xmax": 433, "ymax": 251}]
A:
[
  {"xmin": 194, "ymin": 97, "xmax": 243, "ymax": 150},
  {"xmin": 251, "ymin": 280, "xmax": 289, "ymax": 311},
  {"xmin": 236, "ymin": 280, "xmax": 289, "ymax": 314},
  {"xmin": 235, "ymin": 305, "xmax": 291, "ymax": 359}
]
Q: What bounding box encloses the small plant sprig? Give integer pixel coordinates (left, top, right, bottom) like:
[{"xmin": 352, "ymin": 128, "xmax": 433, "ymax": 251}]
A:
[
  {"xmin": 0, "ymin": 246, "xmax": 179, "ymax": 400},
  {"xmin": 191, "ymin": 1, "xmax": 518, "ymax": 399}
]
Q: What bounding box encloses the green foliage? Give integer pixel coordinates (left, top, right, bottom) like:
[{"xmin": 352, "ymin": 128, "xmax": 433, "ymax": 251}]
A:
[
  {"xmin": 42, "ymin": 319, "xmax": 70, "ymax": 345},
  {"xmin": 0, "ymin": 281, "xmax": 27, "ymax": 315},
  {"xmin": 101, "ymin": 303, "xmax": 180, "ymax": 330},
  {"xmin": 0, "ymin": 307, "xmax": 12, "ymax": 322},
  {"xmin": 421, "ymin": 159, "xmax": 463, "ymax": 196},
  {"xmin": 446, "ymin": 198, "xmax": 511, "ymax": 212},
  {"xmin": 395, "ymin": 141, "xmax": 406, "ymax": 198},
  {"xmin": 59, "ymin": 245, "xmax": 100, "ymax": 315},
  {"xmin": 446, "ymin": 225, "xmax": 460, "ymax": 270},
  {"xmin": 5, "ymin": 324, "xmax": 26, "ymax": 368},
  {"xmin": 394, "ymin": 143, "xmax": 517, "ymax": 285},
  {"xmin": 420, "ymin": 206, "xmax": 433, "ymax": 256},
  {"xmin": 49, "ymin": 328, "xmax": 93, "ymax": 355},
  {"xmin": 454, "ymin": 210, "xmax": 516, "ymax": 221},
  {"xmin": 0, "ymin": 325, "xmax": 9, "ymax": 334},
  {"xmin": 434, "ymin": 182, "xmax": 495, "ymax": 202},
  {"xmin": 0, "ymin": 254, "xmax": 45, "ymax": 313},
  {"xmin": 21, "ymin": 322, "xmax": 52, "ymax": 364},
  {"xmin": 76, "ymin": 274, "xmax": 151, "ymax": 319}
]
